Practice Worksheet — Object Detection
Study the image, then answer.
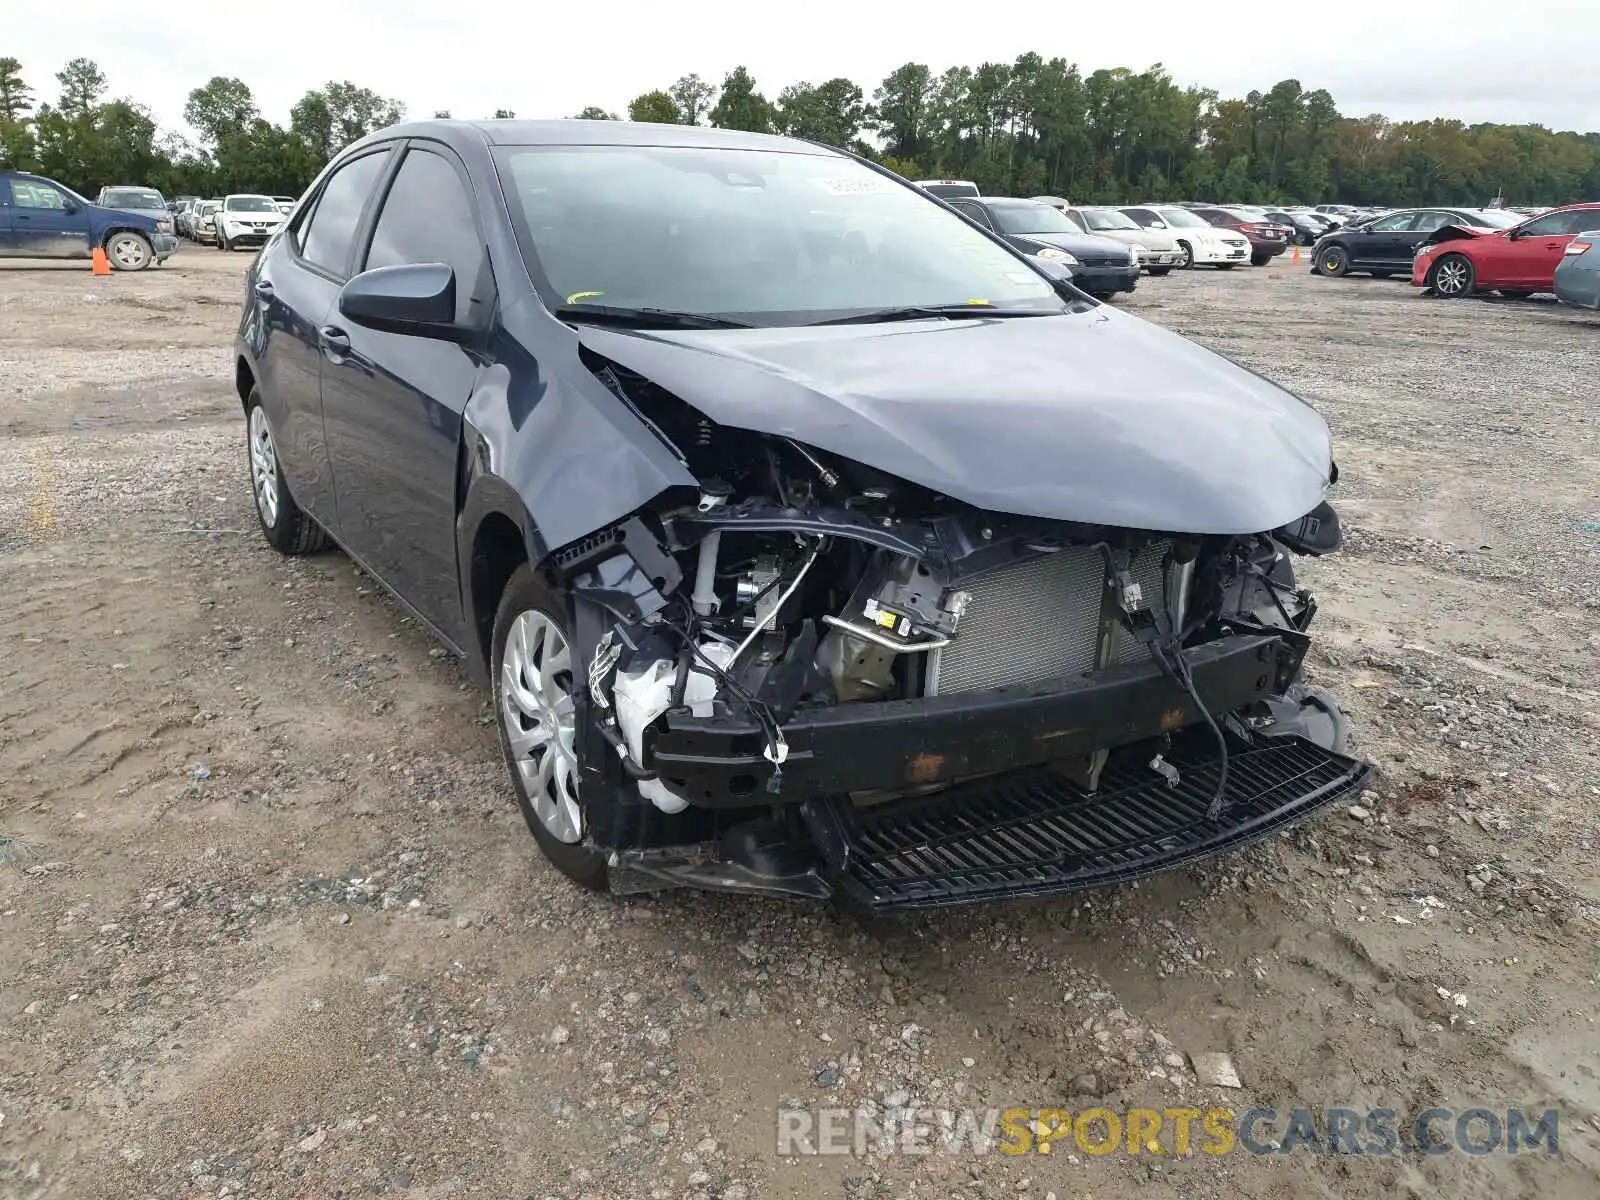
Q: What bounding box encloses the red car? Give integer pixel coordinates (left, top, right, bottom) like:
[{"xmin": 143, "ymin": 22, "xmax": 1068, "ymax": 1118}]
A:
[{"xmin": 1412, "ymin": 202, "xmax": 1600, "ymax": 298}]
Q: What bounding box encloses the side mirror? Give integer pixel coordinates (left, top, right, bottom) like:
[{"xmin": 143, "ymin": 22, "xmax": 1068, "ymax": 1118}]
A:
[
  {"xmin": 1029, "ymin": 256, "xmax": 1078, "ymax": 297},
  {"xmin": 63, "ymin": 199, "xmax": 82, "ymax": 215},
  {"xmin": 338, "ymin": 263, "xmax": 464, "ymax": 340}
]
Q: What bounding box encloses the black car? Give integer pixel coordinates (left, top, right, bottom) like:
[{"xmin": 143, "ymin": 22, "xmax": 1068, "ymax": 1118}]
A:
[
  {"xmin": 1311, "ymin": 207, "xmax": 1522, "ymax": 278},
  {"xmin": 943, "ymin": 196, "xmax": 1142, "ymax": 297},
  {"xmin": 237, "ymin": 119, "xmax": 1368, "ymax": 912},
  {"xmin": 1263, "ymin": 210, "xmax": 1330, "ymax": 246}
]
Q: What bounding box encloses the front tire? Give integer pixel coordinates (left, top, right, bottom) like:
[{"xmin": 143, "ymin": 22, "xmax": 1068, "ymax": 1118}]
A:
[
  {"xmin": 493, "ymin": 567, "xmax": 609, "ymax": 891},
  {"xmin": 1175, "ymin": 240, "xmax": 1193, "ymax": 269},
  {"xmin": 1316, "ymin": 245, "xmax": 1351, "ymax": 277},
  {"xmin": 106, "ymin": 232, "xmax": 152, "ymax": 272},
  {"xmin": 1429, "ymin": 253, "xmax": 1475, "ymax": 298},
  {"xmin": 218, "ymin": 232, "xmax": 231, "ymax": 252},
  {"xmin": 246, "ymin": 386, "xmax": 328, "ymax": 554}
]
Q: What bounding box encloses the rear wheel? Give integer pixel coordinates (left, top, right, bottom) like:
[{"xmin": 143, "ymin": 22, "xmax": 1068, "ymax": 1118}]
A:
[
  {"xmin": 1147, "ymin": 266, "xmax": 1172, "ymax": 277},
  {"xmin": 106, "ymin": 232, "xmax": 152, "ymax": 271},
  {"xmin": 1251, "ymin": 253, "xmax": 1272, "ymax": 267},
  {"xmin": 246, "ymin": 387, "xmax": 328, "ymax": 554},
  {"xmin": 1175, "ymin": 241, "xmax": 1193, "ymax": 269},
  {"xmin": 1429, "ymin": 253, "xmax": 1475, "ymax": 298},
  {"xmin": 493, "ymin": 567, "xmax": 609, "ymax": 891}
]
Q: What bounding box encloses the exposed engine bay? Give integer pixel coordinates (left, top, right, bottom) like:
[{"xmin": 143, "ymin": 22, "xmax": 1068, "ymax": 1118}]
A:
[{"xmin": 540, "ymin": 355, "xmax": 1364, "ymax": 910}]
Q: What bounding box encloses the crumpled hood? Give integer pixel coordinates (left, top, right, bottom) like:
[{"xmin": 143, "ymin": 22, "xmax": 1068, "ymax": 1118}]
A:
[{"xmin": 575, "ymin": 307, "xmax": 1334, "ymax": 536}]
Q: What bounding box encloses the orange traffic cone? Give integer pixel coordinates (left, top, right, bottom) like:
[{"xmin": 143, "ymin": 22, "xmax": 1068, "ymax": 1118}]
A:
[
  {"xmin": 91, "ymin": 246, "xmax": 112, "ymax": 276},
  {"xmin": 1291, "ymin": 245, "xmax": 1302, "ymax": 266}
]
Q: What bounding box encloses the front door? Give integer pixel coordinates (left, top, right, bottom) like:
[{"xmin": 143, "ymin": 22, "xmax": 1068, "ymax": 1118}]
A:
[
  {"xmin": 7, "ymin": 176, "xmax": 90, "ymax": 258},
  {"xmin": 1354, "ymin": 211, "xmax": 1416, "ymax": 268},
  {"xmin": 1502, "ymin": 210, "xmax": 1588, "ymax": 289},
  {"xmin": 319, "ymin": 142, "xmax": 495, "ymax": 645}
]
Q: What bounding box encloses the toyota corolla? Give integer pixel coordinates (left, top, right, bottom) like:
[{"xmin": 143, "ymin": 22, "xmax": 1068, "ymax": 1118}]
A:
[{"xmin": 235, "ymin": 119, "xmax": 1369, "ymax": 912}]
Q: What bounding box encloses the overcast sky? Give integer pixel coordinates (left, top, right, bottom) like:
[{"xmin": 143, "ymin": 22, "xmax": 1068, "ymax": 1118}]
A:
[{"xmin": 9, "ymin": 0, "xmax": 1598, "ymax": 137}]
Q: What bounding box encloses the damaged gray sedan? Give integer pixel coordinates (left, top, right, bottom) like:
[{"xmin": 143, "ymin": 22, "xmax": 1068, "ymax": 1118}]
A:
[{"xmin": 235, "ymin": 118, "xmax": 1369, "ymax": 912}]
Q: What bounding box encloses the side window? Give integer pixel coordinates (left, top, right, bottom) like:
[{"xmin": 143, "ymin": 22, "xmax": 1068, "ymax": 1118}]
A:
[
  {"xmin": 298, "ymin": 150, "xmax": 391, "ymax": 277},
  {"xmin": 362, "ymin": 148, "xmax": 488, "ymax": 324},
  {"xmin": 1369, "ymin": 212, "xmax": 1415, "ymax": 232},
  {"xmin": 1408, "ymin": 211, "xmax": 1452, "ymax": 233},
  {"xmin": 12, "ymin": 180, "xmax": 68, "ymax": 211},
  {"xmin": 1125, "ymin": 208, "xmax": 1158, "ymax": 227},
  {"xmin": 1519, "ymin": 211, "xmax": 1585, "ymax": 237},
  {"xmin": 951, "ymin": 200, "xmax": 994, "ymax": 230}
]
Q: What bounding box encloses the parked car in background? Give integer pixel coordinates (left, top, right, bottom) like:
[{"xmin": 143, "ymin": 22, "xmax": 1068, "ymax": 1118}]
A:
[
  {"xmin": 1062, "ymin": 205, "xmax": 1183, "ymax": 274},
  {"xmin": 214, "ymin": 194, "xmax": 287, "ymax": 250},
  {"xmin": 1413, "ymin": 202, "xmax": 1600, "ymax": 298},
  {"xmin": 1263, "ymin": 209, "xmax": 1330, "ymax": 245},
  {"xmin": 272, "ymin": 195, "xmax": 296, "ymax": 215},
  {"xmin": 1191, "ymin": 207, "xmax": 1290, "ymax": 265},
  {"xmin": 947, "ymin": 196, "xmax": 1141, "ymax": 296},
  {"xmin": 237, "ymin": 118, "xmax": 1364, "ymax": 910},
  {"xmin": 95, "ymin": 185, "xmax": 169, "ymax": 222},
  {"xmin": 1120, "ymin": 205, "xmax": 1251, "ymax": 269},
  {"xmin": 1313, "ymin": 208, "xmax": 1519, "ymax": 279},
  {"xmin": 1, "ymin": 170, "xmax": 177, "ymax": 269},
  {"xmin": 916, "ymin": 179, "xmax": 980, "ymax": 200},
  {"xmin": 1553, "ymin": 229, "xmax": 1600, "ymax": 309},
  {"xmin": 192, "ymin": 199, "xmax": 223, "ymax": 244}
]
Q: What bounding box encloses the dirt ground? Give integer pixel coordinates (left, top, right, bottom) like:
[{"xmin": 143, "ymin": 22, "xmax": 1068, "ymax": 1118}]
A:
[{"xmin": 2, "ymin": 248, "xmax": 1598, "ymax": 1200}]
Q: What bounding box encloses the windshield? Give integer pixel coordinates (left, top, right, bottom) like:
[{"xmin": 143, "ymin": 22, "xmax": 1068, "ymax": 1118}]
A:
[
  {"xmin": 1462, "ymin": 209, "xmax": 1521, "ymax": 229},
  {"xmin": 1155, "ymin": 208, "xmax": 1210, "ymax": 229},
  {"xmin": 991, "ymin": 204, "xmax": 1080, "ymax": 235},
  {"xmin": 226, "ymin": 195, "xmax": 279, "ymax": 212},
  {"xmin": 199, "ymin": 202, "xmax": 220, "ymax": 215},
  {"xmin": 1079, "ymin": 208, "xmax": 1139, "ymax": 231},
  {"xmin": 498, "ymin": 145, "xmax": 1062, "ymax": 324},
  {"xmin": 103, "ymin": 188, "xmax": 165, "ymax": 210}
]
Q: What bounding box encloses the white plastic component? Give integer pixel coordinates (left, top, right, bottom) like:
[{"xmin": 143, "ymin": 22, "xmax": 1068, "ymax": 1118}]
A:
[
  {"xmin": 612, "ymin": 657, "xmax": 690, "ymax": 815},
  {"xmin": 685, "ymin": 639, "xmax": 736, "ymax": 718},
  {"xmin": 691, "ymin": 530, "xmax": 722, "ymax": 617}
]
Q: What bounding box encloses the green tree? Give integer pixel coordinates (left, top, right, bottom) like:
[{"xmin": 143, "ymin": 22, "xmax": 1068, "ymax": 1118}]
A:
[
  {"xmin": 775, "ymin": 77, "xmax": 867, "ymax": 148},
  {"xmin": 708, "ymin": 66, "xmax": 772, "ymax": 133},
  {"xmin": 873, "ymin": 63, "xmax": 933, "ymax": 160},
  {"xmin": 183, "ymin": 77, "xmax": 258, "ymax": 149},
  {"xmin": 290, "ymin": 81, "xmax": 404, "ymax": 162},
  {"xmin": 0, "ymin": 56, "xmax": 35, "ymax": 169},
  {"xmin": 669, "ymin": 73, "xmax": 716, "ymax": 125},
  {"xmin": 55, "ymin": 57, "xmax": 106, "ymax": 120},
  {"xmin": 492, "ymin": 108, "xmax": 516, "ymax": 119},
  {"xmin": 573, "ymin": 106, "xmax": 616, "ymax": 120},
  {"xmin": 627, "ymin": 90, "xmax": 679, "ymax": 124}
]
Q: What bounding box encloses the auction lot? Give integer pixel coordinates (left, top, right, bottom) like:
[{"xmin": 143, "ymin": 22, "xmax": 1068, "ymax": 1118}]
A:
[{"xmin": 3, "ymin": 252, "xmax": 1598, "ymax": 1199}]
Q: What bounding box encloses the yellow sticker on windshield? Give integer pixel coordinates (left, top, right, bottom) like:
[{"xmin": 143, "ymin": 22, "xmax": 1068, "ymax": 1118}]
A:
[
  {"xmin": 566, "ymin": 290, "xmax": 604, "ymax": 304},
  {"xmin": 965, "ymin": 298, "xmax": 993, "ymax": 306}
]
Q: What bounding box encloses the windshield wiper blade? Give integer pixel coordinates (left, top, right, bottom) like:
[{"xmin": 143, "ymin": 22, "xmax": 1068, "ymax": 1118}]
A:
[
  {"xmin": 554, "ymin": 304, "xmax": 754, "ymax": 330},
  {"xmin": 808, "ymin": 304, "xmax": 1058, "ymax": 326}
]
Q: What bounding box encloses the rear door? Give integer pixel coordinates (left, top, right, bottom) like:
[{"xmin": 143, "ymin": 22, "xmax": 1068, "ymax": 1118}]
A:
[
  {"xmin": 0, "ymin": 178, "xmax": 14, "ymax": 254},
  {"xmin": 7, "ymin": 177, "xmax": 91, "ymax": 257},
  {"xmin": 252, "ymin": 147, "xmax": 394, "ymax": 527},
  {"xmin": 319, "ymin": 141, "xmax": 496, "ymax": 643}
]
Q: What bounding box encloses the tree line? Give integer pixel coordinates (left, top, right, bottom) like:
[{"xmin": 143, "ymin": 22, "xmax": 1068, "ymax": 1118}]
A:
[{"xmin": 2, "ymin": 54, "xmax": 1597, "ymax": 207}]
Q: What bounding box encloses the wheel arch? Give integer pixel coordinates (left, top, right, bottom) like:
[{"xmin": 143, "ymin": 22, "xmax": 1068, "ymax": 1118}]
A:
[{"xmin": 456, "ymin": 453, "xmax": 550, "ymax": 687}]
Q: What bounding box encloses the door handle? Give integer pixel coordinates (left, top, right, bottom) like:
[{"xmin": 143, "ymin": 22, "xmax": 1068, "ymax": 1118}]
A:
[
  {"xmin": 319, "ymin": 325, "xmax": 351, "ymax": 355},
  {"xmin": 253, "ymin": 280, "xmax": 275, "ymax": 300}
]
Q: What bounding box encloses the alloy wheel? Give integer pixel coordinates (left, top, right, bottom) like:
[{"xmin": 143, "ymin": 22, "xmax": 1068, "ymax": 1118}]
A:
[
  {"xmin": 1433, "ymin": 257, "xmax": 1471, "ymax": 296},
  {"xmin": 108, "ymin": 234, "xmax": 149, "ymax": 270},
  {"xmin": 1176, "ymin": 241, "xmax": 1193, "ymax": 269},
  {"xmin": 500, "ymin": 610, "xmax": 581, "ymax": 844},
  {"xmin": 248, "ymin": 405, "xmax": 280, "ymax": 526}
]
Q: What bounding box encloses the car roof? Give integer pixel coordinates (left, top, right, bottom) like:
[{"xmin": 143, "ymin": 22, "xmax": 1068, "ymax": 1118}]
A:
[
  {"xmin": 351, "ymin": 118, "xmax": 837, "ymax": 158},
  {"xmin": 978, "ymin": 197, "xmax": 1053, "ymax": 209}
]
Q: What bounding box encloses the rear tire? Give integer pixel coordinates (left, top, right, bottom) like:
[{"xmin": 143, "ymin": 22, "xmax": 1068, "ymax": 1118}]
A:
[
  {"xmin": 1147, "ymin": 267, "xmax": 1172, "ymax": 277},
  {"xmin": 493, "ymin": 566, "xmax": 610, "ymax": 891},
  {"xmin": 1251, "ymin": 253, "xmax": 1271, "ymax": 267},
  {"xmin": 245, "ymin": 386, "xmax": 329, "ymax": 555}
]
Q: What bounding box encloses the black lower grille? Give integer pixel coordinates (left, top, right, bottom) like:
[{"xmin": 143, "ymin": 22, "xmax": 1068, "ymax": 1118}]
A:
[{"xmin": 807, "ymin": 736, "xmax": 1370, "ymax": 912}]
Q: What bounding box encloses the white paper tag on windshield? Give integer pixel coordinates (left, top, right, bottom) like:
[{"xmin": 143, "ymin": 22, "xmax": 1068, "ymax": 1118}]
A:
[{"xmin": 811, "ymin": 176, "xmax": 895, "ymax": 196}]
